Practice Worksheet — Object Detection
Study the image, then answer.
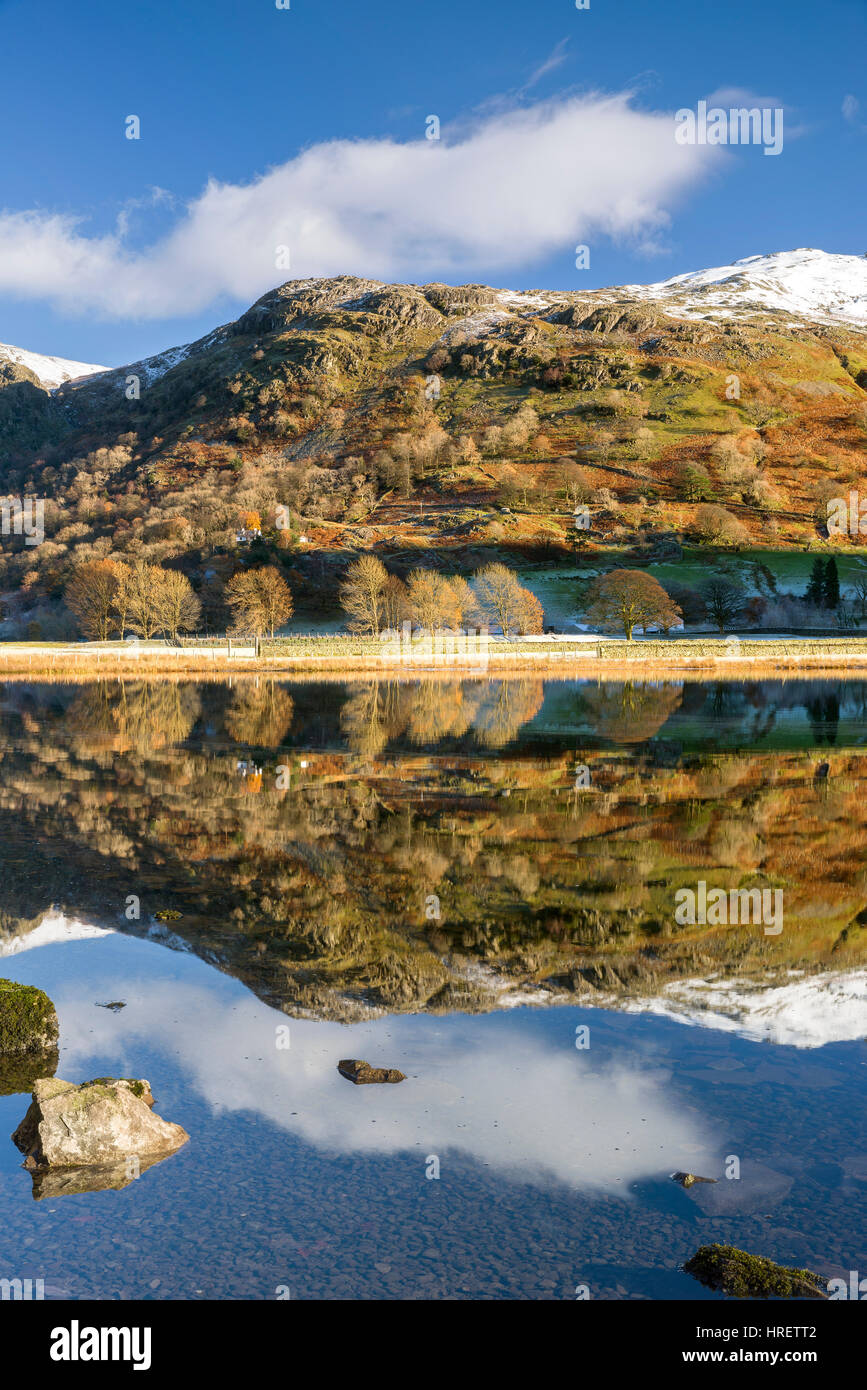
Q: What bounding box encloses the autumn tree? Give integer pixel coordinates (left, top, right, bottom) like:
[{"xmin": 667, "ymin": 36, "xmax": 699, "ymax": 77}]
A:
[
  {"xmin": 226, "ymin": 566, "xmax": 293, "ymax": 637},
  {"xmin": 448, "ymin": 575, "xmax": 478, "ymax": 628},
  {"xmin": 514, "ymin": 588, "xmax": 545, "ymax": 635},
  {"xmin": 584, "ymin": 569, "xmax": 681, "ymax": 641},
  {"xmin": 561, "ymin": 462, "xmax": 592, "ymax": 509},
  {"xmin": 157, "ymin": 570, "xmax": 202, "ymax": 642},
  {"xmin": 64, "ymin": 559, "xmax": 120, "ymax": 639},
  {"xmin": 405, "ymin": 569, "xmax": 462, "ymax": 630},
  {"xmin": 340, "ymin": 554, "xmax": 388, "ymax": 634},
  {"xmin": 124, "ymin": 561, "xmax": 167, "ymax": 639},
  {"xmin": 381, "ymin": 573, "xmax": 408, "ymax": 630},
  {"xmin": 474, "ymin": 563, "xmax": 543, "ymax": 636}
]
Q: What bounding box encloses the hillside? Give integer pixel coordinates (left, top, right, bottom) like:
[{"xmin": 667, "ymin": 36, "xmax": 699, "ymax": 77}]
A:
[{"xmin": 2, "ymin": 249, "xmax": 867, "ymax": 635}]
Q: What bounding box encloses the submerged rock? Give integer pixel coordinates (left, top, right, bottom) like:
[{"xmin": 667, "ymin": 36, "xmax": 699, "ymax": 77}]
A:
[
  {"xmin": 12, "ymin": 1076, "xmax": 189, "ymax": 1170},
  {"xmin": 0, "ymin": 978, "xmax": 59, "ymax": 1055},
  {"xmin": 684, "ymin": 1244, "xmax": 827, "ymax": 1299},
  {"xmin": 671, "ymin": 1171, "xmax": 718, "ymax": 1189},
  {"xmin": 337, "ymin": 1059, "xmax": 406, "ymax": 1085}
]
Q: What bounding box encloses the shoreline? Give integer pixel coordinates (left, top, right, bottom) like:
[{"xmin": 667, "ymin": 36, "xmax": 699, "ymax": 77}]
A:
[{"xmin": 1, "ymin": 636, "xmax": 867, "ymax": 680}]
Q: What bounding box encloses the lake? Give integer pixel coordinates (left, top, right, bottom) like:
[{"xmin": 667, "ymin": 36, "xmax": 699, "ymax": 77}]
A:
[{"xmin": 0, "ymin": 675, "xmax": 864, "ymax": 1300}]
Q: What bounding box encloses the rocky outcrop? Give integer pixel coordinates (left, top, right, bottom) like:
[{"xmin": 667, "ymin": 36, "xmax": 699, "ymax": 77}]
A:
[
  {"xmin": 684, "ymin": 1245, "xmax": 828, "ymax": 1299},
  {"xmin": 337, "ymin": 1059, "xmax": 406, "ymax": 1085},
  {"xmin": 0, "ymin": 978, "xmax": 59, "ymax": 1055},
  {"xmin": 12, "ymin": 1077, "xmax": 189, "ymax": 1170}
]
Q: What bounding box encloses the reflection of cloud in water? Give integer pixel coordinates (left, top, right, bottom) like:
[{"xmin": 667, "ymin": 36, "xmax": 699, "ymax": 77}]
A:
[{"xmin": 54, "ymin": 952, "xmax": 713, "ymax": 1195}]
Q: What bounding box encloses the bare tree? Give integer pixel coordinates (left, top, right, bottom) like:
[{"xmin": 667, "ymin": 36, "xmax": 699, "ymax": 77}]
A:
[
  {"xmin": 474, "ymin": 563, "xmax": 542, "ymax": 636},
  {"xmin": 405, "ymin": 570, "xmax": 461, "ymax": 630},
  {"xmin": 124, "ymin": 561, "xmax": 166, "ymax": 639},
  {"xmin": 701, "ymin": 578, "xmax": 745, "ymax": 633},
  {"xmin": 340, "ymin": 554, "xmax": 388, "ymax": 634},
  {"xmin": 157, "ymin": 570, "xmax": 202, "ymax": 643},
  {"xmin": 226, "ymin": 566, "xmax": 293, "ymax": 638}
]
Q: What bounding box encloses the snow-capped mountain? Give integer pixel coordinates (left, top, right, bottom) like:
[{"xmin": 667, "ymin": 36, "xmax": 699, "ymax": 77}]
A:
[
  {"xmin": 3, "ymin": 250, "xmax": 866, "ymax": 394},
  {"xmin": 613, "ymin": 248, "xmax": 867, "ymax": 328},
  {"xmin": 0, "ymin": 340, "xmax": 106, "ymax": 389}
]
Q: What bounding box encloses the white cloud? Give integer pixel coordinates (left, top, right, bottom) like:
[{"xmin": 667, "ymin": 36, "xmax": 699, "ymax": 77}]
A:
[
  {"xmin": 0, "ymin": 93, "xmax": 719, "ymax": 320},
  {"xmin": 842, "ymin": 93, "xmax": 861, "ymax": 124},
  {"xmin": 523, "ymin": 38, "xmax": 571, "ymax": 91}
]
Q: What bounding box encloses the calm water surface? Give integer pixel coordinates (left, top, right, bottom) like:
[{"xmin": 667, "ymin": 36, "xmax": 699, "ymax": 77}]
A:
[{"xmin": 0, "ymin": 676, "xmax": 864, "ymax": 1300}]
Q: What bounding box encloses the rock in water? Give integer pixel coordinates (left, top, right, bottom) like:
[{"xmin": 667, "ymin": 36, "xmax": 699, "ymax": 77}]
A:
[
  {"xmin": 0, "ymin": 978, "xmax": 59, "ymax": 1055},
  {"xmin": 12, "ymin": 1077, "xmax": 189, "ymax": 1169},
  {"xmin": 337, "ymin": 1059, "xmax": 406, "ymax": 1085},
  {"xmin": 684, "ymin": 1245, "xmax": 828, "ymax": 1299},
  {"xmin": 671, "ymin": 1171, "xmax": 718, "ymax": 1189}
]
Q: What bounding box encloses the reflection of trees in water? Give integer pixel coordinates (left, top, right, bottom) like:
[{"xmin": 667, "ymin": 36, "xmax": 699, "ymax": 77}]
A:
[
  {"xmin": 3, "ymin": 683, "xmax": 867, "ymax": 1016},
  {"xmin": 706, "ymin": 683, "xmax": 747, "ymax": 721},
  {"xmin": 224, "ymin": 684, "xmax": 294, "ymax": 747},
  {"xmin": 701, "ymin": 684, "xmax": 778, "ymax": 745},
  {"xmin": 340, "ymin": 681, "xmax": 403, "ymax": 758},
  {"xmin": 470, "ymin": 680, "xmax": 545, "ymax": 748},
  {"xmin": 340, "ymin": 679, "xmax": 545, "ymax": 753},
  {"xmin": 581, "ymin": 681, "xmax": 683, "ymax": 743},
  {"xmin": 403, "ymin": 681, "xmax": 476, "ymax": 745},
  {"xmin": 806, "ymin": 691, "xmax": 840, "ymax": 746},
  {"xmin": 68, "ymin": 681, "xmax": 201, "ymax": 750},
  {"xmin": 841, "ymin": 683, "xmax": 867, "ymax": 722}
]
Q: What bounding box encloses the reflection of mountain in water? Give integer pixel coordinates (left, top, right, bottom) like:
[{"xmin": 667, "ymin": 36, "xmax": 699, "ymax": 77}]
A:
[{"xmin": 0, "ymin": 677, "xmax": 865, "ymax": 1022}]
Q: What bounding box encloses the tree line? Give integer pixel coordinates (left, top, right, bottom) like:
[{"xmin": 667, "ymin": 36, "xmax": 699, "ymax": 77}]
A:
[
  {"xmin": 65, "ymin": 559, "xmax": 293, "ymax": 641},
  {"xmin": 340, "ymin": 557, "xmax": 544, "ymax": 636}
]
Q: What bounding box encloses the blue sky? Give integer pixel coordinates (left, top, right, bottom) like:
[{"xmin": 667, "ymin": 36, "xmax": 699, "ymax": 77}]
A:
[{"xmin": 0, "ymin": 0, "xmax": 864, "ymax": 366}]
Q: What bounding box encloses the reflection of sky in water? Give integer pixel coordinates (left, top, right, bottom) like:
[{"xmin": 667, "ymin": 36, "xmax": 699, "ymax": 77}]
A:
[{"xmin": 0, "ymin": 934, "xmax": 864, "ymax": 1300}]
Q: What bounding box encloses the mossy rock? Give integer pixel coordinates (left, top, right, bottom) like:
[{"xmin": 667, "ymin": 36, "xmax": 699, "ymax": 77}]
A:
[
  {"xmin": 684, "ymin": 1245, "xmax": 827, "ymax": 1300},
  {"xmin": 0, "ymin": 978, "xmax": 59, "ymax": 1056}
]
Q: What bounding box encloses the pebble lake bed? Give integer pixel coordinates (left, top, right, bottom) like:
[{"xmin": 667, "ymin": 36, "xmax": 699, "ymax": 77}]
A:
[{"xmin": 1, "ymin": 928, "xmax": 863, "ymax": 1301}]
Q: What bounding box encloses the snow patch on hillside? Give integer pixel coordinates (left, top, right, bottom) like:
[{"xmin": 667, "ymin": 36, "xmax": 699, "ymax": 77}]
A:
[
  {"xmin": 0, "ymin": 342, "xmax": 107, "ymax": 389},
  {"xmin": 614, "ymin": 249, "xmax": 867, "ymax": 328}
]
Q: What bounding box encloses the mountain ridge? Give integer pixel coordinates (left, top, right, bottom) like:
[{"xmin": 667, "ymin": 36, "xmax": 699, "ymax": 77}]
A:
[{"xmin": 10, "ymin": 248, "xmax": 867, "ymax": 391}]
